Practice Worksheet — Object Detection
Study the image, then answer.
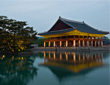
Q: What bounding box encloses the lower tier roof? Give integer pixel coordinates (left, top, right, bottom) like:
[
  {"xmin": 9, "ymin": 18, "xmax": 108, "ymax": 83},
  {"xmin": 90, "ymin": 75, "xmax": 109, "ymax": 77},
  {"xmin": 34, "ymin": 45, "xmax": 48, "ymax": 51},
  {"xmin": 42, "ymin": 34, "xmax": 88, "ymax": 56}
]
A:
[{"xmin": 38, "ymin": 28, "xmax": 108, "ymax": 38}]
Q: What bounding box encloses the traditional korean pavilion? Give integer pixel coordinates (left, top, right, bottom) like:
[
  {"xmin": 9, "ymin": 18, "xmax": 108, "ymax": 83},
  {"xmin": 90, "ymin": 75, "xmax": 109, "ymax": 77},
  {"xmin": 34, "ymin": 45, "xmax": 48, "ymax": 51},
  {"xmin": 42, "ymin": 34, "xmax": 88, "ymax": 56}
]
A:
[{"xmin": 38, "ymin": 17, "xmax": 109, "ymax": 47}]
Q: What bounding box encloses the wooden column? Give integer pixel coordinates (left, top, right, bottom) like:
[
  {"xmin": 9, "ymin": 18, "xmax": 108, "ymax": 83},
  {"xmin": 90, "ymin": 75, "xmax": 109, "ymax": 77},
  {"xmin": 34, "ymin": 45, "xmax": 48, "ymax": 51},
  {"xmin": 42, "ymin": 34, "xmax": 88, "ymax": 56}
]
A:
[
  {"xmin": 73, "ymin": 40, "xmax": 76, "ymax": 47},
  {"xmin": 83, "ymin": 40, "xmax": 85, "ymax": 47},
  {"xmin": 94, "ymin": 37, "xmax": 97, "ymax": 47},
  {"xmin": 87, "ymin": 36, "xmax": 89, "ymax": 47},
  {"xmin": 101, "ymin": 41, "xmax": 103, "ymax": 47},
  {"xmin": 53, "ymin": 41, "xmax": 55, "ymax": 47},
  {"xmin": 91, "ymin": 41, "xmax": 93, "ymax": 47},
  {"xmin": 95, "ymin": 41, "xmax": 96, "ymax": 47},
  {"xmin": 87, "ymin": 41, "xmax": 89, "ymax": 47},
  {"xmin": 60, "ymin": 41, "xmax": 62, "ymax": 47},
  {"xmin": 79, "ymin": 40, "xmax": 80, "ymax": 47},
  {"xmin": 49, "ymin": 41, "xmax": 50, "ymax": 47},
  {"xmin": 66, "ymin": 40, "xmax": 68, "ymax": 47},
  {"xmin": 44, "ymin": 42, "xmax": 46, "ymax": 47},
  {"xmin": 98, "ymin": 41, "xmax": 100, "ymax": 47}
]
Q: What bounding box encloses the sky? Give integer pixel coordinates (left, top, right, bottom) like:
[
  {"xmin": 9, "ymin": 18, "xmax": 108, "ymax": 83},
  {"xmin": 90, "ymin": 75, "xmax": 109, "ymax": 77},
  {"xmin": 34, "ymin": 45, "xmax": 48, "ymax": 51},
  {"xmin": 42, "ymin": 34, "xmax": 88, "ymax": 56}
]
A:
[{"xmin": 0, "ymin": 0, "xmax": 110, "ymax": 38}]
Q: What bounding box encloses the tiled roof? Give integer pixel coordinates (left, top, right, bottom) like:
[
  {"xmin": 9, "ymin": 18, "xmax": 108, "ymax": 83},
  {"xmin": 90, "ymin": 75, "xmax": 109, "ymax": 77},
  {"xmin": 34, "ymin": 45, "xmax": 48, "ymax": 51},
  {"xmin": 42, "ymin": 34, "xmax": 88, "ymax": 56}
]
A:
[
  {"xmin": 60, "ymin": 17, "xmax": 109, "ymax": 34},
  {"xmin": 38, "ymin": 17, "xmax": 109, "ymax": 35},
  {"xmin": 38, "ymin": 28, "xmax": 74, "ymax": 35}
]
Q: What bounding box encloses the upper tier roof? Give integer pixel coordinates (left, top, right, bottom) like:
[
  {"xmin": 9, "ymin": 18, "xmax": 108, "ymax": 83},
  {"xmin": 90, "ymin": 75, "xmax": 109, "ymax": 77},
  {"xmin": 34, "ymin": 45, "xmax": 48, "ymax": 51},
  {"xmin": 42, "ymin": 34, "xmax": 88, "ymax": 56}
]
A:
[
  {"xmin": 38, "ymin": 17, "xmax": 109, "ymax": 35},
  {"xmin": 59, "ymin": 17, "xmax": 109, "ymax": 34}
]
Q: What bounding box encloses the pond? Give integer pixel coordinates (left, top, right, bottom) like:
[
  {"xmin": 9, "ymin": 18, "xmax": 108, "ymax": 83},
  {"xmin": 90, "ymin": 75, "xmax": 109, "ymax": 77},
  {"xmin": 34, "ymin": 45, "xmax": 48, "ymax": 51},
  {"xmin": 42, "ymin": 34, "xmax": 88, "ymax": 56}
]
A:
[{"xmin": 0, "ymin": 51, "xmax": 109, "ymax": 85}]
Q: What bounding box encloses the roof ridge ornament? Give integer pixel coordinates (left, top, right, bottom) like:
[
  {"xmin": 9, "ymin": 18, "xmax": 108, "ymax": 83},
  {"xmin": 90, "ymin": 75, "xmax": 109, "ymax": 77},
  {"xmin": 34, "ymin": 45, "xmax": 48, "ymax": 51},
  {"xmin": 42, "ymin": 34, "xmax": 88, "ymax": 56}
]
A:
[{"xmin": 59, "ymin": 16, "xmax": 61, "ymax": 19}]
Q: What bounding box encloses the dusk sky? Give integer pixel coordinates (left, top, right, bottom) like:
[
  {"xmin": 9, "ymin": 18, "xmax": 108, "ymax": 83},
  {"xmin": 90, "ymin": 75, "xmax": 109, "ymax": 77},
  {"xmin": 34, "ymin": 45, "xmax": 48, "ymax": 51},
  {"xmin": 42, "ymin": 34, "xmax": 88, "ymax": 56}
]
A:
[{"xmin": 0, "ymin": 0, "xmax": 109, "ymax": 37}]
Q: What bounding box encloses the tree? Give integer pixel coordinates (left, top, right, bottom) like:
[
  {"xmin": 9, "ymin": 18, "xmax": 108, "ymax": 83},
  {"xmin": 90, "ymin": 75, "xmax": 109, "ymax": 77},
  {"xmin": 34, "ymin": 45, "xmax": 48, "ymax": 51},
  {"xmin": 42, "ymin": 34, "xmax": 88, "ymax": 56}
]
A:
[
  {"xmin": 0, "ymin": 16, "xmax": 37, "ymax": 52},
  {"xmin": 38, "ymin": 38, "xmax": 44, "ymax": 47}
]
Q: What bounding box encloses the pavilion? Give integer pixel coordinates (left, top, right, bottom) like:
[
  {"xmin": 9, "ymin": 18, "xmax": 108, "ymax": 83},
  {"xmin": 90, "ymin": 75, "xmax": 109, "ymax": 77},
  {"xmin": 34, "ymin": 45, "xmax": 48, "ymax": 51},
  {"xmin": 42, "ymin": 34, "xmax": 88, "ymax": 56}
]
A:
[{"xmin": 38, "ymin": 17, "xmax": 109, "ymax": 47}]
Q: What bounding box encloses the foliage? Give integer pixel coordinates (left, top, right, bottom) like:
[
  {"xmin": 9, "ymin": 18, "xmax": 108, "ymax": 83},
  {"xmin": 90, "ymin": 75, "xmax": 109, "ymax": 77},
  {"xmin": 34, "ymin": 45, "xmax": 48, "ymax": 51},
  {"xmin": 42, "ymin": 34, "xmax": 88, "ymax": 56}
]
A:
[
  {"xmin": 38, "ymin": 38, "xmax": 44, "ymax": 47},
  {"xmin": 103, "ymin": 36, "xmax": 110, "ymax": 40},
  {"xmin": 0, "ymin": 16, "xmax": 37, "ymax": 52}
]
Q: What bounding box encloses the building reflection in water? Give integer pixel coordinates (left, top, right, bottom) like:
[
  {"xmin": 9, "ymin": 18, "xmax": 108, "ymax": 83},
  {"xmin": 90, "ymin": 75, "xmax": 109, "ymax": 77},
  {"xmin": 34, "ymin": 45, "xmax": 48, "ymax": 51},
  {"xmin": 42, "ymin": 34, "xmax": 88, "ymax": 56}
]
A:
[
  {"xmin": 41, "ymin": 51, "xmax": 103, "ymax": 73},
  {"xmin": 0, "ymin": 55, "xmax": 38, "ymax": 85}
]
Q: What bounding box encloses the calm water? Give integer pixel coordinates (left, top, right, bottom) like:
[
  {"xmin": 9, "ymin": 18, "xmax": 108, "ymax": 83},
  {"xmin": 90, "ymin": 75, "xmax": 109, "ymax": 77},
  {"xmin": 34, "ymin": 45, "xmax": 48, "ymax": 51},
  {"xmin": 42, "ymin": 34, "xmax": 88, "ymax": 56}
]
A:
[{"xmin": 0, "ymin": 51, "xmax": 109, "ymax": 85}]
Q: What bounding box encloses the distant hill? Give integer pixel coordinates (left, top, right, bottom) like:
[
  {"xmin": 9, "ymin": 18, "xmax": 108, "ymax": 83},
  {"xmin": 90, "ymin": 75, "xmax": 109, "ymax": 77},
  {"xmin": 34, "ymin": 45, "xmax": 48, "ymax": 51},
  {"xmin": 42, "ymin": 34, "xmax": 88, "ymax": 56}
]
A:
[
  {"xmin": 38, "ymin": 37, "xmax": 44, "ymax": 40},
  {"xmin": 102, "ymin": 37, "xmax": 110, "ymax": 45}
]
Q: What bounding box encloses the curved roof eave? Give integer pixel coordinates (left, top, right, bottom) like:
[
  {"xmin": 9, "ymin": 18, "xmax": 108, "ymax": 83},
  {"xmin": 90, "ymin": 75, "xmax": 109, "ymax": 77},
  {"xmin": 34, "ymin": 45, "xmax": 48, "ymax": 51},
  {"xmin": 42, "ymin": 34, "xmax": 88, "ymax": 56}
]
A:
[{"xmin": 38, "ymin": 28, "xmax": 74, "ymax": 35}]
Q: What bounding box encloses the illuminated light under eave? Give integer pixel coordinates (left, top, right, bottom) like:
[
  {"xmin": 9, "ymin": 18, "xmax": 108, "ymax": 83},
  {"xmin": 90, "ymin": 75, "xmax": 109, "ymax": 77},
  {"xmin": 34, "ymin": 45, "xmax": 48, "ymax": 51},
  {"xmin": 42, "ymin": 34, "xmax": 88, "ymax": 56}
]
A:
[{"xmin": 40, "ymin": 29, "xmax": 106, "ymax": 38}]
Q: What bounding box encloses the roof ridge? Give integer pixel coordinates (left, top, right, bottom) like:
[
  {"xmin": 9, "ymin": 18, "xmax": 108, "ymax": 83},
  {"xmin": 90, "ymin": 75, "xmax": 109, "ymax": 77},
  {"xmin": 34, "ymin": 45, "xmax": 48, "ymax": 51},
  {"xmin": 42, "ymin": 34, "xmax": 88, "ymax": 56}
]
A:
[{"xmin": 59, "ymin": 17, "xmax": 84, "ymax": 24}]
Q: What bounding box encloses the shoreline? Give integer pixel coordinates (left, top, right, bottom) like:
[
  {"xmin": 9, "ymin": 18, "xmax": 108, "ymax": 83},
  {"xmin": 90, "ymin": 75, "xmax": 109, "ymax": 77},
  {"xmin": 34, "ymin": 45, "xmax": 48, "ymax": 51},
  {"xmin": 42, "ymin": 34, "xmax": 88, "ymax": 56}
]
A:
[{"xmin": 0, "ymin": 51, "xmax": 33, "ymax": 55}]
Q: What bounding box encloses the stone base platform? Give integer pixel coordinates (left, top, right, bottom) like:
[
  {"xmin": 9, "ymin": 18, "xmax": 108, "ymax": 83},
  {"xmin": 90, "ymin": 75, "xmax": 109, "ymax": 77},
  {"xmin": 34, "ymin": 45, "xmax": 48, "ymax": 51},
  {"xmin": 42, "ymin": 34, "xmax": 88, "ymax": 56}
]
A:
[{"xmin": 32, "ymin": 47, "xmax": 110, "ymax": 52}]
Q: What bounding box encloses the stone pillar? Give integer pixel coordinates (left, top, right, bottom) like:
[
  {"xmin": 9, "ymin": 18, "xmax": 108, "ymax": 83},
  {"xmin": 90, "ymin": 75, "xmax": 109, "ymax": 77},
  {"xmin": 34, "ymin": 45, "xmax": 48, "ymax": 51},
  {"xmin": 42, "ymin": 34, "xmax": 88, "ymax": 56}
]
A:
[
  {"xmin": 48, "ymin": 41, "xmax": 50, "ymax": 47},
  {"xmin": 66, "ymin": 40, "xmax": 68, "ymax": 47},
  {"xmin": 83, "ymin": 40, "xmax": 85, "ymax": 47},
  {"xmin": 54, "ymin": 41, "xmax": 55, "ymax": 47},
  {"xmin": 98, "ymin": 41, "xmax": 100, "ymax": 47},
  {"xmin": 101, "ymin": 41, "xmax": 103, "ymax": 47},
  {"xmin": 95, "ymin": 41, "xmax": 96, "ymax": 47},
  {"xmin": 91, "ymin": 41, "xmax": 93, "ymax": 47},
  {"xmin": 73, "ymin": 40, "xmax": 76, "ymax": 47},
  {"xmin": 44, "ymin": 42, "xmax": 46, "ymax": 47},
  {"xmin": 60, "ymin": 41, "xmax": 62, "ymax": 47},
  {"xmin": 87, "ymin": 41, "xmax": 89, "ymax": 47},
  {"xmin": 78, "ymin": 40, "xmax": 80, "ymax": 47}
]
